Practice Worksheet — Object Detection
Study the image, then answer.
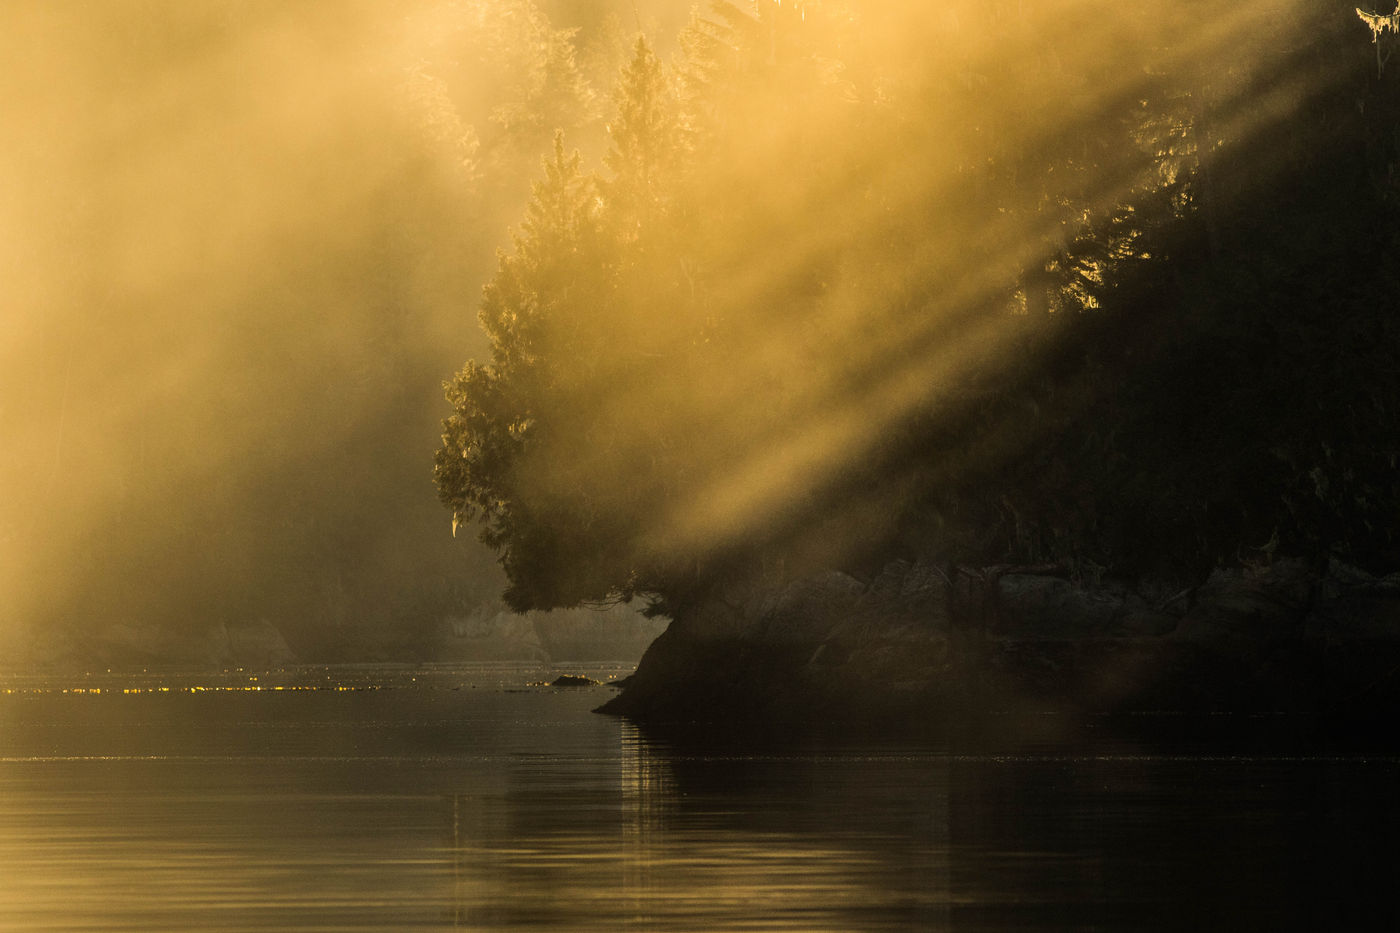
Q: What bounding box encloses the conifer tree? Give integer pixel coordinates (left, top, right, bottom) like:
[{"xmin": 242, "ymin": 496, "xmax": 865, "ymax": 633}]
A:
[
  {"xmin": 602, "ymin": 36, "xmax": 678, "ymax": 236},
  {"xmin": 435, "ymin": 132, "xmax": 611, "ymax": 610},
  {"xmin": 437, "ymin": 32, "xmax": 705, "ymax": 613}
]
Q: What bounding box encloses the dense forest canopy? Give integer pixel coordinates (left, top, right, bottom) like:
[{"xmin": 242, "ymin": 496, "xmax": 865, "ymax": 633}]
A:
[{"xmin": 436, "ymin": 0, "xmax": 1400, "ymax": 615}]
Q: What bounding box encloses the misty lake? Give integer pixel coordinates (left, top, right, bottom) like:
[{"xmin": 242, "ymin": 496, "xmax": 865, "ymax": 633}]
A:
[{"xmin": 1, "ymin": 663, "xmax": 1397, "ymax": 931}]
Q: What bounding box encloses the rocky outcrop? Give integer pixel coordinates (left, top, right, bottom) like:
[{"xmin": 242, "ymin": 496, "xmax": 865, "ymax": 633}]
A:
[{"xmin": 599, "ymin": 557, "xmax": 1400, "ymax": 735}]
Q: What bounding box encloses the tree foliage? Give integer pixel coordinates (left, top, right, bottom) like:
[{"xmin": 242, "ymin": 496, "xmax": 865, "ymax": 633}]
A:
[{"xmin": 439, "ymin": 1, "xmax": 1400, "ymax": 613}]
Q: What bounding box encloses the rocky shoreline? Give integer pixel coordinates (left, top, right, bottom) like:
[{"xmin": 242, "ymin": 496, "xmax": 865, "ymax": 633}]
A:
[{"xmin": 598, "ymin": 558, "xmax": 1400, "ymax": 744}]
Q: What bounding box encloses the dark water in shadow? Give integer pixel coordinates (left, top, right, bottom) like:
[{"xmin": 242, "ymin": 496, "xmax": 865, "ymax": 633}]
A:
[{"xmin": 1, "ymin": 663, "xmax": 1396, "ymax": 930}]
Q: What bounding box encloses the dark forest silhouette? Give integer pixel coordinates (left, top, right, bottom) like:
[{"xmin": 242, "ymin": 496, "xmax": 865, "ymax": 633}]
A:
[{"xmin": 437, "ymin": 1, "xmax": 1400, "ymax": 626}]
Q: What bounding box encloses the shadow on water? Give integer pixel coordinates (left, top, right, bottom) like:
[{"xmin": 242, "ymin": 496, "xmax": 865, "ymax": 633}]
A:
[{"xmin": 614, "ymin": 717, "xmax": 1400, "ymax": 932}]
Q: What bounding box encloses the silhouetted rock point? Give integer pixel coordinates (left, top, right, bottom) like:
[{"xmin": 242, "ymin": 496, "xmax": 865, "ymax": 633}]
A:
[{"xmin": 599, "ymin": 557, "xmax": 1400, "ymax": 745}]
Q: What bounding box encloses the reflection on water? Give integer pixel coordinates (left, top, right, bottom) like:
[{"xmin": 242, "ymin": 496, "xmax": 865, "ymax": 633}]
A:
[{"xmin": 1, "ymin": 663, "xmax": 1397, "ymax": 930}]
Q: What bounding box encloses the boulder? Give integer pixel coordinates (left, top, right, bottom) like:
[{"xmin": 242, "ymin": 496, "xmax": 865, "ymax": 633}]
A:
[{"xmin": 549, "ymin": 674, "xmax": 602, "ymax": 687}]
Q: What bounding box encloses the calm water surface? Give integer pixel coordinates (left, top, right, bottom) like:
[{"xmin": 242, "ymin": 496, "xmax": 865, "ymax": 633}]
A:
[{"xmin": 1, "ymin": 663, "xmax": 1396, "ymax": 931}]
